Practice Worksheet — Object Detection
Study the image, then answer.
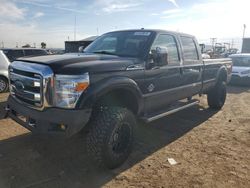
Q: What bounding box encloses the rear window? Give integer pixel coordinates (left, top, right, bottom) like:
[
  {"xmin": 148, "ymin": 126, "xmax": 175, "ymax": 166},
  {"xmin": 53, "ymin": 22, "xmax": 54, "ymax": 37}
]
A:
[{"xmin": 181, "ymin": 36, "xmax": 199, "ymax": 61}]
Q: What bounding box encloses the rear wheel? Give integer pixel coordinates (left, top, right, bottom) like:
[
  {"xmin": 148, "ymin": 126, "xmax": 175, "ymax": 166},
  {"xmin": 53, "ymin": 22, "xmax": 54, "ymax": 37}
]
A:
[
  {"xmin": 86, "ymin": 106, "xmax": 136, "ymax": 169},
  {"xmin": 207, "ymin": 81, "xmax": 227, "ymax": 110},
  {"xmin": 0, "ymin": 77, "xmax": 8, "ymax": 93}
]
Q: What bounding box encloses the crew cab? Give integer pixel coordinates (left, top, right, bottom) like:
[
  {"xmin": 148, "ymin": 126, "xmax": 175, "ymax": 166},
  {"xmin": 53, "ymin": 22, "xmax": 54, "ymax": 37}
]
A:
[{"xmin": 5, "ymin": 29, "xmax": 232, "ymax": 169}]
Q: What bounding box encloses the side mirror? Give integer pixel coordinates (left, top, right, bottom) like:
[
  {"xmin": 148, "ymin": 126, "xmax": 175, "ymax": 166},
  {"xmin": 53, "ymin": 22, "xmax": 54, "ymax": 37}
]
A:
[
  {"xmin": 78, "ymin": 46, "xmax": 85, "ymax": 53},
  {"xmin": 150, "ymin": 47, "xmax": 169, "ymax": 67}
]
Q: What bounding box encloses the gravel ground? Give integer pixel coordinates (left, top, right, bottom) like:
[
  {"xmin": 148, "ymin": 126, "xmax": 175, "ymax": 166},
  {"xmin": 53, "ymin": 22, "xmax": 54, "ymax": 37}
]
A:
[{"xmin": 0, "ymin": 86, "xmax": 249, "ymax": 188}]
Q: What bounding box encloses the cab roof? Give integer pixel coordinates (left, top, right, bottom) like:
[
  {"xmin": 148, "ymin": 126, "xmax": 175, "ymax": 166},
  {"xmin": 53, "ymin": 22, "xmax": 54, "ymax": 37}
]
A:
[{"xmin": 106, "ymin": 29, "xmax": 195, "ymax": 38}]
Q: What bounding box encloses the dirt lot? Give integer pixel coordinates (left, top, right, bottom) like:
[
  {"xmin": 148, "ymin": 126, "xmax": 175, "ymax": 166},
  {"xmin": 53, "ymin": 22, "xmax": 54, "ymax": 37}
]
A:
[{"xmin": 0, "ymin": 86, "xmax": 249, "ymax": 188}]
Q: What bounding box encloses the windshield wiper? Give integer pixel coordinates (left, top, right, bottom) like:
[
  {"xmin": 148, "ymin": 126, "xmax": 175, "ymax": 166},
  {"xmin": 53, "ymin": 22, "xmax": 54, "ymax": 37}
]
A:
[{"xmin": 92, "ymin": 51, "xmax": 116, "ymax": 55}]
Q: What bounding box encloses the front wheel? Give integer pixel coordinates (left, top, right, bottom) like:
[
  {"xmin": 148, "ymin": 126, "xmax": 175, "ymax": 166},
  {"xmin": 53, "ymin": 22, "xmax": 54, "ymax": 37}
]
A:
[
  {"xmin": 207, "ymin": 81, "xmax": 227, "ymax": 110},
  {"xmin": 86, "ymin": 106, "xmax": 136, "ymax": 169},
  {"xmin": 0, "ymin": 77, "xmax": 8, "ymax": 93}
]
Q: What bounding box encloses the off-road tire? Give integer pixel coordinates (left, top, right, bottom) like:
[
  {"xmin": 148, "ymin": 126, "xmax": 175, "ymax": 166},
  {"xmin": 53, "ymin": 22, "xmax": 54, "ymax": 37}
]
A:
[
  {"xmin": 207, "ymin": 81, "xmax": 227, "ymax": 110},
  {"xmin": 0, "ymin": 77, "xmax": 8, "ymax": 93},
  {"xmin": 86, "ymin": 106, "xmax": 136, "ymax": 169}
]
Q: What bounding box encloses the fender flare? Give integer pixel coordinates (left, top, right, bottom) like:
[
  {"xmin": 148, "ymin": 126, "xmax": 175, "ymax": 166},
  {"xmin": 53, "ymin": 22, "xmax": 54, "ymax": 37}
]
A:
[
  {"xmin": 0, "ymin": 70, "xmax": 9, "ymax": 79},
  {"xmin": 76, "ymin": 76, "xmax": 144, "ymax": 114},
  {"xmin": 215, "ymin": 65, "xmax": 228, "ymax": 84}
]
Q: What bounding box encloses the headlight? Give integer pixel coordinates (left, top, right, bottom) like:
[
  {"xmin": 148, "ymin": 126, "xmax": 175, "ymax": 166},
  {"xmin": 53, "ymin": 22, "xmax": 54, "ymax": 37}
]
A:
[
  {"xmin": 54, "ymin": 73, "xmax": 89, "ymax": 108},
  {"xmin": 241, "ymin": 70, "xmax": 250, "ymax": 75}
]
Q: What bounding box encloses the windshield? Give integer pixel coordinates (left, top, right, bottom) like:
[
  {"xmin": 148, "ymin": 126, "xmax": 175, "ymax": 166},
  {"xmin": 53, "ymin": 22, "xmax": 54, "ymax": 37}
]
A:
[
  {"xmin": 84, "ymin": 31, "xmax": 153, "ymax": 57},
  {"xmin": 232, "ymin": 57, "xmax": 250, "ymax": 67}
]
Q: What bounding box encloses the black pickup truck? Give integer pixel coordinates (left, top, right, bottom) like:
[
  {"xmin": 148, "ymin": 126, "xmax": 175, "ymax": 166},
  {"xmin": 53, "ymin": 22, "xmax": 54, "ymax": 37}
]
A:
[{"xmin": 6, "ymin": 29, "xmax": 232, "ymax": 169}]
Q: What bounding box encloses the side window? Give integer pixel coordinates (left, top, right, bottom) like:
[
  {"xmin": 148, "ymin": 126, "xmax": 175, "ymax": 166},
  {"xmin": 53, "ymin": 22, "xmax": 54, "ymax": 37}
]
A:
[
  {"xmin": 24, "ymin": 49, "xmax": 34, "ymax": 56},
  {"xmin": 33, "ymin": 50, "xmax": 48, "ymax": 56},
  {"xmin": 7, "ymin": 50, "xmax": 24, "ymax": 62},
  {"xmin": 151, "ymin": 34, "xmax": 180, "ymax": 66},
  {"xmin": 181, "ymin": 36, "xmax": 199, "ymax": 61}
]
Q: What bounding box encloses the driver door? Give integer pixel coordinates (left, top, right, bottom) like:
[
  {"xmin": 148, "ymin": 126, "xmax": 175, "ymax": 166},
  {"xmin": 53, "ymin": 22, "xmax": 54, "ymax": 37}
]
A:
[{"xmin": 144, "ymin": 34, "xmax": 182, "ymax": 114}]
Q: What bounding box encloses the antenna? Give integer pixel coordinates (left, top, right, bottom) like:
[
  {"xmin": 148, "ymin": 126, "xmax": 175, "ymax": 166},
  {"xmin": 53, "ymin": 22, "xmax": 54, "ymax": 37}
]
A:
[
  {"xmin": 96, "ymin": 27, "xmax": 99, "ymax": 35},
  {"xmin": 210, "ymin": 38, "xmax": 217, "ymax": 51}
]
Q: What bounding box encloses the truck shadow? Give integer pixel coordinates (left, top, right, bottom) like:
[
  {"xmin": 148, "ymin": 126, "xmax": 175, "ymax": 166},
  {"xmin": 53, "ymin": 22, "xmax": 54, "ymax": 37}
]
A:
[
  {"xmin": 228, "ymin": 85, "xmax": 250, "ymax": 94},
  {"xmin": 0, "ymin": 105, "xmax": 217, "ymax": 188},
  {"xmin": 0, "ymin": 101, "xmax": 7, "ymax": 120}
]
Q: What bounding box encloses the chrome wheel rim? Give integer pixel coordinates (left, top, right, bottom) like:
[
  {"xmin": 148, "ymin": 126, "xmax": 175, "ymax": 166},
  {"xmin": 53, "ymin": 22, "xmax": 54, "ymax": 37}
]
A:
[{"xmin": 0, "ymin": 79, "xmax": 6, "ymax": 92}]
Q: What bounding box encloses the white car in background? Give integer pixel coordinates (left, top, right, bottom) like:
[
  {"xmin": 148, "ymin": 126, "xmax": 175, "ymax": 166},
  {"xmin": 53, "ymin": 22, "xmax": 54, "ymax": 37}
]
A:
[
  {"xmin": 0, "ymin": 50, "xmax": 10, "ymax": 93},
  {"xmin": 230, "ymin": 53, "xmax": 250, "ymax": 85}
]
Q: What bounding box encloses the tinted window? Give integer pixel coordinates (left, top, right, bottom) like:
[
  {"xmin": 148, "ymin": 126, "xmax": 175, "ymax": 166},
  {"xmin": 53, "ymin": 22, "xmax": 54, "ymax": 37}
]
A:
[
  {"xmin": 24, "ymin": 49, "xmax": 48, "ymax": 56},
  {"xmin": 181, "ymin": 37, "xmax": 199, "ymax": 61},
  {"xmin": 85, "ymin": 31, "xmax": 152, "ymax": 57},
  {"xmin": 24, "ymin": 49, "xmax": 34, "ymax": 56},
  {"xmin": 151, "ymin": 34, "xmax": 180, "ymax": 65},
  {"xmin": 98, "ymin": 37, "xmax": 117, "ymax": 52},
  {"xmin": 6, "ymin": 50, "xmax": 24, "ymax": 62},
  {"xmin": 33, "ymin": 50, "xmax": 48, "ymax": 56}
]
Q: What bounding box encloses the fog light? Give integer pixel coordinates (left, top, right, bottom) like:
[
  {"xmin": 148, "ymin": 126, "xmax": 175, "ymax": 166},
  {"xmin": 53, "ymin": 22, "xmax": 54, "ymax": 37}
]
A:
[{"xmin": 60, "ymin": 124, "xmax": 66, "ymax": 130}]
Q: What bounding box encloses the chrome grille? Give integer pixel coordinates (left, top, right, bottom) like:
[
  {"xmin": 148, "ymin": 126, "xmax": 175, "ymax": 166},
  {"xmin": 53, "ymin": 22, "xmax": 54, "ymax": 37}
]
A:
[
  {"xmin": 10, "ymin": 69, "xmax": 43, "ymax": 107},
  {"xmin": 9, "ymin": 61, "xmax": 54, "ymax": 110}
]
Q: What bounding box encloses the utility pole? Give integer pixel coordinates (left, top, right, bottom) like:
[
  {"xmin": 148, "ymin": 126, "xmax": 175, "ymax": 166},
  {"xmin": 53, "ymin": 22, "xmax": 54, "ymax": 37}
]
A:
[
  {"xmin": 16, "ymin": 42, "xmax": 18, "ymax": 48},
  {"xmin": 243, "ymin": 24, "xmax": 246, "ymax": 39},
  {"xmin": 74, "ymin": 15, "xmax": 76, "ymax": 41},
  {"xmin": 210, "ymin": 38, "xmax": 217, "ymax": 51},
  {"xmin": 242, "ymin": 24, "xmax": 246, "ymax": 53}
]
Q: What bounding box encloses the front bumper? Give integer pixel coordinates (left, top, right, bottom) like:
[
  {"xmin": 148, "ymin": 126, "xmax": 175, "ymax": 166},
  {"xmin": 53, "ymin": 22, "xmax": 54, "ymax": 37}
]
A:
[
  {"xmin": 230, "ymin": 75, "xmax": 250, "ymax": 85},
  {"xmin": 6, "ymin": 96, "xmax": 92, "ymax": 137}
]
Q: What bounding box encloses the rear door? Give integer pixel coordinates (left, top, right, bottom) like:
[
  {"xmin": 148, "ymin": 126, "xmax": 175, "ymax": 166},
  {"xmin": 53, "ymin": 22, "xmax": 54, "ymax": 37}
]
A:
[{"xmin": 179, "ymin": 36, "xmax": 203, "ymax": 96}]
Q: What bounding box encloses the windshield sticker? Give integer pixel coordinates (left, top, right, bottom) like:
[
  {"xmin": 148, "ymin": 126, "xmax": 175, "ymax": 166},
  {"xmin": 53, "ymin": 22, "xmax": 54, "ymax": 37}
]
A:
[{"xmin": 134, "ymin": 32, "xmax": 151, "ymax": 36}]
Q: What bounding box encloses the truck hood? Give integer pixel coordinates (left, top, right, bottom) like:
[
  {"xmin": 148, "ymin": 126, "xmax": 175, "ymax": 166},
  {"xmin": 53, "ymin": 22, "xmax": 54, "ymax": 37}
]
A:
[{"xmin": 17, "ymin": 53, "xmax": 139, "ymax": 74}]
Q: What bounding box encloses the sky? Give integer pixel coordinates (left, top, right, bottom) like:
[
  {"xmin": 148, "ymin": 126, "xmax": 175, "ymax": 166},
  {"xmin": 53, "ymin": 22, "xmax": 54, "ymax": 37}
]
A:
[{"xmin": 0, "ymin": 0, "xmax": 249, "ymax": 49}]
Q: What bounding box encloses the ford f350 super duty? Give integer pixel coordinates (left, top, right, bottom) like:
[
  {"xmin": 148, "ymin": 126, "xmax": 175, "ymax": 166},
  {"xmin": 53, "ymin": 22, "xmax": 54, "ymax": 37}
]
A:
[{"xmin": 5, "ymin": 29, "xmax": 232, "ymax": 169}]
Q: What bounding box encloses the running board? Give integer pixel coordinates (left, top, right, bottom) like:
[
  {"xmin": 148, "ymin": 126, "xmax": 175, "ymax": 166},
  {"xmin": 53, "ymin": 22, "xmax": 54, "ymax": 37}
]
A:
[{"xmin": 143, "ymin": 100, "xmax": 200, "ymax": 123}]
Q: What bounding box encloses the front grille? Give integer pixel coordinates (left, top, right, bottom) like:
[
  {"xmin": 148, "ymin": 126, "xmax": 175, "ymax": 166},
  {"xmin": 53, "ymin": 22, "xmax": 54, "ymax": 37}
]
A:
[
  {"xmin": 9, "ymin": 61, "xmax": 54, "ymax": 110},
  {"xmin": 10, "ymin": 68, "xmax": 43, "ymax": 107}
]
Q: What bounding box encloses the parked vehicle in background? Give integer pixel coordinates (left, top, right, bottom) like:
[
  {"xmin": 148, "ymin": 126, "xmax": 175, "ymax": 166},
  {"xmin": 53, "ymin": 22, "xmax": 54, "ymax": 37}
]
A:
[
  {"xmin": 230, "ymin": 54, "xmax": 250, "ymax": 85},
  {"xmin": 200, "ymin": 43, "xmax": 238, "ymax": 59},
  {"xmin": 1, "ymin": 48, "xmax": 48, "ymax": 62},
  {"xmin": 5, "ymin": 29, "xmax": 232, "ymax": 169},
  {"xmin": 202, "ymin": 53, "xmax": 210, "ymax": 59},
  {"xmin": 0, "ymin": 50, "xmax": 10, "ymax": 93}
]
